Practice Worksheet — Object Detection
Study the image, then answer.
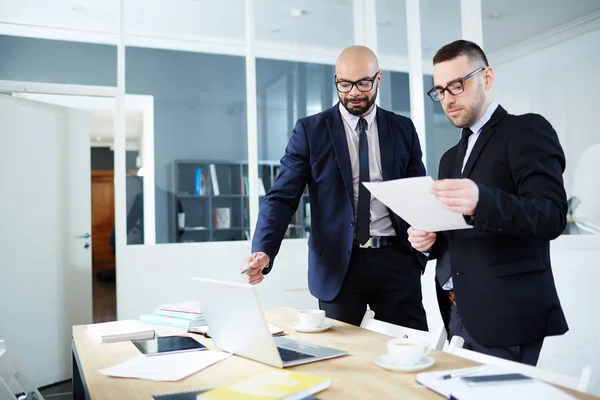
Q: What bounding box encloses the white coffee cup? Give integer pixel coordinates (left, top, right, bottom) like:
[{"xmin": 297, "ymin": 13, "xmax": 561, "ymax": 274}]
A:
[
  {"xmin": 297, "ymin": 310, "xmax": 326, "ymax": 328},
  {"xmin": 387, "ymin": 338, "xmax": 431, "ymax": 366}
]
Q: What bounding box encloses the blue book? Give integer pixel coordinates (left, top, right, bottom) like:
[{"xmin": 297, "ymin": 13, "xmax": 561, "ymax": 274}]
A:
[{"xmin": 195, "ymin": 168, "xmax": 204, "ymax": 195}]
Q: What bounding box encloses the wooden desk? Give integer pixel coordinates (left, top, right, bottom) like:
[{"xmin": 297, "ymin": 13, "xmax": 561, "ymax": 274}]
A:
[{"xmin": 72, "ymin": 307, "xmax": 597, "ymax": 399}]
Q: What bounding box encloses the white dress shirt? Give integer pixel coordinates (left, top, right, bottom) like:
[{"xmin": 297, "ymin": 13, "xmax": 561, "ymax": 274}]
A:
[
  {"xmin": 338, "ymin": 103, "xmax": 395, "ymax": 237},
  {"xmin": 443, "ymin": 101, "xmax": 499, "ymax": 290}
]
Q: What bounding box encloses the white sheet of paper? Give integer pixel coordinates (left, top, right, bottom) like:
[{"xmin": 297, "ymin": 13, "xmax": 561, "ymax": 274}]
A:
[
  {"xmin": 416, "ymin": 365, "xmax": 576, "ymax": 400},
  {"xmin": 363, "ymin": 176, "xmax": 473, "ymax": 232},
  {"xmin": 98, "ymin": 350, "xmax": 231, "ymax": 381}
]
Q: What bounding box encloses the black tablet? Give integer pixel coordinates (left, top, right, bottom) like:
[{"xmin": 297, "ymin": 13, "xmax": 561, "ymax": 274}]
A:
[{"xmin": 132, "ymin": 335, "xmax": 207, "ymax": 356}]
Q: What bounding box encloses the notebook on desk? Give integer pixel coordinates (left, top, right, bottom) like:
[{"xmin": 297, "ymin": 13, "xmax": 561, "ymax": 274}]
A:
[
  {"xmin": 87, "ymin": 320, "xmax": 155, "ymax": 343},
  {"xmin": 416, "ymin": 365, "xmax": 577, "ymax": 400}
]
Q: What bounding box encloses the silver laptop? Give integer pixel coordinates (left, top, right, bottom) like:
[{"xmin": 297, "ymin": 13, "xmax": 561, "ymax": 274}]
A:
[{"xmin": 192, "ymin": 277, "xmax": 347, "ymax": 368}]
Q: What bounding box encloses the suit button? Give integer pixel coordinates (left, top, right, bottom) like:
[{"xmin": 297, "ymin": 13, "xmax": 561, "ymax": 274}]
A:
[
  {"xmin": 350, "ymin": 221, "xmax": 354, "ymax": 227},
  {"xmin": 346, "ymin": 250, "xmax": 351, "ymax": 256}
]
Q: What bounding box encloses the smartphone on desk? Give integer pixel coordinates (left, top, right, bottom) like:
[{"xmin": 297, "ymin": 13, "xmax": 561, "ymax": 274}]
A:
[
  {"xmin": 461, "ymin": 373, "xmax": 533, "ymax": 386},
  {"xmin": 132, "ymin": 335, "xmax": 207, "ymax": 356}
]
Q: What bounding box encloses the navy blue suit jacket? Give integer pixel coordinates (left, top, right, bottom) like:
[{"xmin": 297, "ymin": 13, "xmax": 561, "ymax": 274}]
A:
[{"xmin": 252, "ymin": 104, "xmax": 427, "ymax": 301}]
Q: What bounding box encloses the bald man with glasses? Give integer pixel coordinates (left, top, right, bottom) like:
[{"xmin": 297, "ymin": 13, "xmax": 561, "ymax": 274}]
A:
[{"xmin": 242, "ymin": 45, "xmax": 429, "ymax": 329}]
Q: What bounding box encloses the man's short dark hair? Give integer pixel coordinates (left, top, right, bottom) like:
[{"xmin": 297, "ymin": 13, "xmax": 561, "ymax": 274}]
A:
[{"xmin": 433, "ymin": 40, "xmax": 489, "ymax": 67}]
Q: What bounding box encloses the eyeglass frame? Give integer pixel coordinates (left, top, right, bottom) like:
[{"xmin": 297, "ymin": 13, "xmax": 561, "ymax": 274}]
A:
[
  {"xmin": 335, "ymin": 71, "xmax": 380, "ymax": 93},
  {"xmin": 427, "ymin": 67, "xmax": 486, "ymax": 102}
]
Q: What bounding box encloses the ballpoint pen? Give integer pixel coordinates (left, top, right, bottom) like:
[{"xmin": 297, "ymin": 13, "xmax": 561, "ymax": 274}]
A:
[
  {"xmin": 438, "ymin": 366, "xmax": 483, "ymax": 380},
  {"xmin": 240, "ymin": 266, "xmax": 254, "ymax": 275}
]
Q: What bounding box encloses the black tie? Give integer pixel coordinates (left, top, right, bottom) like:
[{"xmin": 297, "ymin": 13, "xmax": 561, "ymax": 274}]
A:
[
  {"xmin": 454, "ymin": 128, "xmax": 474, "ymax": 178},
  {"xmin": 356, "ymin": 118, "xmax": 370, "ymax": 245},
  {"xmin": 436, "ymin": 127, "xmax": 474, "ymax": 286}
]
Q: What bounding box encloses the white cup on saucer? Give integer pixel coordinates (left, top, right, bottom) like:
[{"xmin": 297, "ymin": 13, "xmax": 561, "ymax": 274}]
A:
[
  {"xmin": 387, "ymin": 338, "xmax": 431, "ymax": 366},
  {"xmin": 297, "ymin": 310, "xmax": 325, "ymax": 328}
]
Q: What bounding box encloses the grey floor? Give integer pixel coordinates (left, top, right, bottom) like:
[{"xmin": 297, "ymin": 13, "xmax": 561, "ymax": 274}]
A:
[{"xmin": 39, "ymin": 380, "xmax": 72, "ymax": 400}]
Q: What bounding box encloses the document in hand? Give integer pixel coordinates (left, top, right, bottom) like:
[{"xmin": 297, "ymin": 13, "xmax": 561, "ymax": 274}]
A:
[{"xmin": 363, "ymin": 176, "xmax": 473, "ymax": 232}]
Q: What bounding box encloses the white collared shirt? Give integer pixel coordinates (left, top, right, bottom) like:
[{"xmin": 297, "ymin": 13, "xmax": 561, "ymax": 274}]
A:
[
  {"xmin": 443, "ymin": 101, "xmax": 499, "ymax": 290},
  {"xmin": 338, "ymin": 103, "xmax": 395, "ymax": 237}
]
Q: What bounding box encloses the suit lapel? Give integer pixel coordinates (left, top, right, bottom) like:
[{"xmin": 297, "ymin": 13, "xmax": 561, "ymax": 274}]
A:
[
  {"xmin": 376, "ymin": 107, "xmax": 394, "ymax": 180},
  {"xmin": 326, "ymin": 105, "xmax": 354, "ymax": 211},
  {"xmin": 442, "ymin": 145, "xmax": 460, "ymax": 179},
  {"xmin": 462, "ymin": 105, "xmax": 507, "ymax": 178}
]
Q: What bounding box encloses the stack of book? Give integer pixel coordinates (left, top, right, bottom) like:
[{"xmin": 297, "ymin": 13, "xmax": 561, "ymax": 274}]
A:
[
  {"xmin": 140, "ymin": 301, "xmax": 207, "ymax": 330},
  {"xmin": 87, "ymin": 320, "xmax": 155, "ymax": 343}
]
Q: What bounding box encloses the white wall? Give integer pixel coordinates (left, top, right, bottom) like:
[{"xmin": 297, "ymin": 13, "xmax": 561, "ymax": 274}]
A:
[
  {"xmin": 118, "ymin": 239, "xmax": 318, "ymax": 320},
  {"xmin": 491, "ymin": 28, "xmax": 600, "ymax": 198},
  {"xmin": 539, "ymin": 237, "xmax": 600, "ymax": 395}
]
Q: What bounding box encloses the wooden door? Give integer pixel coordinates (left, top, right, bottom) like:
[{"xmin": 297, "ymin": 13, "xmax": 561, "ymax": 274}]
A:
[{"xmin": 91, "ymin": 171, "xmax": 115, "ymax": 276}]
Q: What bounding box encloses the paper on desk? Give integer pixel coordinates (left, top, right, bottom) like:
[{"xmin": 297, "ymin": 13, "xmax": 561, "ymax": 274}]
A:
[
  {"xmin": 363, "ymin": 176, "xmax": 473, "ymax": 232},
  {"xmin": 416, "ymin": 365, "xmax": 576, "ymax": 400},
  {"xmin": 98, "ymin": 350, "xmax": 231, "ymax": 381}
]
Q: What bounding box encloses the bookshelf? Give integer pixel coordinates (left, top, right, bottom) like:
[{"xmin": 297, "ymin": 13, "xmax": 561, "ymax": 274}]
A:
[{"xmin": 172, "ymin": 160, "xmax": 310, "ymax": 243}]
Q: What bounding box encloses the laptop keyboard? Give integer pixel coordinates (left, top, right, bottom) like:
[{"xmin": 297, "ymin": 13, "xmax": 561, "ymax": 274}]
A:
[{"xmin": 277, "ymin": 346, "xmax": 314, "ymax": 362}]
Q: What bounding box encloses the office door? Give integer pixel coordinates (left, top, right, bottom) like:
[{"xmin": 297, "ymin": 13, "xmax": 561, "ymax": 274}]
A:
[{"xmin": 0, "ymin": 95, "xmax": 93, "ymax": 387}]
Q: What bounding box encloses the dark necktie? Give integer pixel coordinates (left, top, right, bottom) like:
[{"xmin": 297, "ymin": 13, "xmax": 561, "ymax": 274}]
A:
[
  {"xmin": 453, "ymin": 127, "xmax": 474, "ymax": 178},
  {"xmin": 356, "ymin": 117, "xmax": 370, "ymax": 245},
  {"xmin": 436, "ymin": 127, "xmax": 474, "ymax": 286}
]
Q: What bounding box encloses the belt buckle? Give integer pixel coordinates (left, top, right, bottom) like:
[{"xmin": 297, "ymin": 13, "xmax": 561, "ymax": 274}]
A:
[{"xmin": 359, "ymin": 237, "xmax": 373, "ymax": 248}]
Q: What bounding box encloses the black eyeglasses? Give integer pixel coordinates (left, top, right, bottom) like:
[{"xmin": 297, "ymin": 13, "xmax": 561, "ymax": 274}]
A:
[
  {"xmin": 335, "ymin": 72, "xmax": 379, "ymax": 93},
  {"xmin": 427, "ymin": 67, "xmax": 485, "ymax": 102}
]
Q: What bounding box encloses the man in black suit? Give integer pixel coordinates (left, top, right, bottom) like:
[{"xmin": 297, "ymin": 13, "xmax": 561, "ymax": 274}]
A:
[
  {"xmin": 408, "ymin": 40, "xmax": 568, "ymax": 365},
  {"xmin": 242, "ymin": 45, "xmax": 428, "ymax": 329}
]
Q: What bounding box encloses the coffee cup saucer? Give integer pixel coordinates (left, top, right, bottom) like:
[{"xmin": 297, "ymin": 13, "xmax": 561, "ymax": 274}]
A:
[
  {"xmin": 289, "ymin": 321, "xmax": 332, "ymax": 333},
  {"xmin": 375, "ymin": 354, "xmax": 435, "ymax": 372}
]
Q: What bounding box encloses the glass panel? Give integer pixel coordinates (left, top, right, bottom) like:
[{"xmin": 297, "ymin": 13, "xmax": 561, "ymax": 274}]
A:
[
  {"xmin": 256, "ymin": 60, "xmax": 336, "ymax": 239},
  {"xmin": 377, "ymin": 0, "xmax": 462, "ymax": 178},
  {"xmin": 0, "ymin": 0, "xmax": 118, "ymax": 84},
  {"xmin": 420, "ymin": 0, "xmax": 462, "ymax": 179},
  {"xmin": 254, "ymin": 0, "xmax": 353, "ymax": 239},
  {"xmin": 124, "ymin": 5, "xmax": 247, "ymax": 244}
]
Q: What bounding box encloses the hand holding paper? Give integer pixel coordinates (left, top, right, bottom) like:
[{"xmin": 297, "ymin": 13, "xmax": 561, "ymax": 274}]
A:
[
  {"xmin": 431, "ymin": 178, "xmax": 479, "ymax": 216},
  {"xmin": 363, "ymin": 177, "xmax": 473, "ymax": 232},
  {"xmin": 407, "ymin": 227, "xmax": 437, "ymax": 252}
]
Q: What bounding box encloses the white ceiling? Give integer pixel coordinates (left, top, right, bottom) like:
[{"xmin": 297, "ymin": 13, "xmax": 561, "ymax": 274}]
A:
[{"xmin": 0, "ymin": 0, "xmax": 598, "ymax": 58}]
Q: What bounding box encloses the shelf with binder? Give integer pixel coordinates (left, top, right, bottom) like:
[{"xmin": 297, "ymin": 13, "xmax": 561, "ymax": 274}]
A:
[{"xmin": 171, "ymin": 159, "xmax": 311, "ymax": 243}]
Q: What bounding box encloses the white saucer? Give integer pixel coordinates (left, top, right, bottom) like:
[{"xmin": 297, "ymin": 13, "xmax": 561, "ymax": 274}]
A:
[
  {"xmin": 375, "ymin": 354, "xmax": 435, "ymax": 372},
  {"xmin": 289, "ymin": 321, "xmax": 332, "ymax": 333}
]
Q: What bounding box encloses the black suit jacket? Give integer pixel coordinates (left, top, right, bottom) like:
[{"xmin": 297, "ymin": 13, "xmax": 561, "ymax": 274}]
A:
[
  {"xmin": 252, "ymin": 104, "xmax": 426, "ymax": 301},
  {"xmin": 432, "ymin": 105, "xmax": 569, "ymax": 347}
]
